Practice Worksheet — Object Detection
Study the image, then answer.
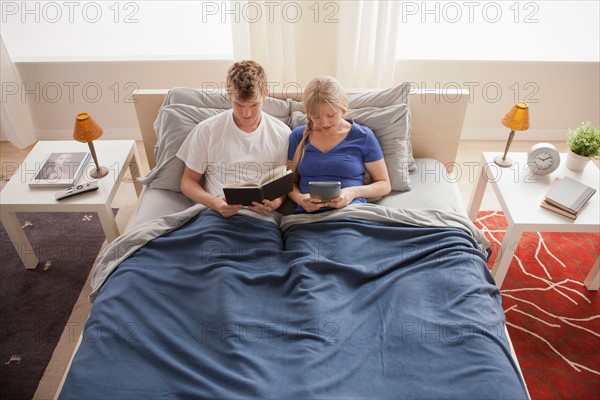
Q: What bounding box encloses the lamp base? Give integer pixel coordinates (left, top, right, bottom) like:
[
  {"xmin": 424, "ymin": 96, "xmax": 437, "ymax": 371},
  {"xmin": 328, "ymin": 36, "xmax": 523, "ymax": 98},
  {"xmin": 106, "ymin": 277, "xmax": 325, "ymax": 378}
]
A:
[
  {"xmin": 494, "ymin": 155, "xmax": 513, "ymax": 168},
  {"xmin": 90, "ymin": 166, "xmax": 109, "ymax": 179}
]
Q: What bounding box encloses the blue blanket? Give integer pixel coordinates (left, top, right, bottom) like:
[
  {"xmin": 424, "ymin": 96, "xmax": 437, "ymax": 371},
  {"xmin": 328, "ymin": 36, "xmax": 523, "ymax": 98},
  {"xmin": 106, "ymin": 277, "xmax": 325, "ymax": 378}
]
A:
[{"xmin": 60, "ymin": 211, "xmax": 527, "ymax": 399}]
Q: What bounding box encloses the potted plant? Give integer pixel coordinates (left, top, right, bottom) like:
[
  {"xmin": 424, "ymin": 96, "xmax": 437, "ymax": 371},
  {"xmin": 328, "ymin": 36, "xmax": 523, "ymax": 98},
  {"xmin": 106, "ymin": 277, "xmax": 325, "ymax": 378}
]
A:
[{"xmin": 565, "ymin": 121, "xmax": 600, "ymax": 171}]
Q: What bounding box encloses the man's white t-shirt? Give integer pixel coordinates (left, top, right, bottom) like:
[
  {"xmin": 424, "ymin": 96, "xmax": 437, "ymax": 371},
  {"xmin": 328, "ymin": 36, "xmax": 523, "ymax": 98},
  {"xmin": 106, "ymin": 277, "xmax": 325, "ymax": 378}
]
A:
[{"xmin": 176, "ymin": 109, "xmax": 291, "ymax": 196}]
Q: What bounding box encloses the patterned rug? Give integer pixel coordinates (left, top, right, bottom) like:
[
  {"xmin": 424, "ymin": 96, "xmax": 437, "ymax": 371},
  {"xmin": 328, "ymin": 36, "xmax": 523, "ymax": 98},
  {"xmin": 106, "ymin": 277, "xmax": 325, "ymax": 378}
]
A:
[
  {"xmin": 0, "ymin": 211, "xmax": 113, "ymax": 400},
  {"xmin": 476, "ymin": 211, "xmax": 600, "ymax": 400}
]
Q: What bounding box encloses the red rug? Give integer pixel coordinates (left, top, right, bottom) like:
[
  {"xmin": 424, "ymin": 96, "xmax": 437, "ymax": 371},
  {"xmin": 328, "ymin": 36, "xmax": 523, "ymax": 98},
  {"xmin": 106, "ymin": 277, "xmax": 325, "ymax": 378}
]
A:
[{"xmin": 476, "ymin": 211, "xmax": 600, "ymax": 400}]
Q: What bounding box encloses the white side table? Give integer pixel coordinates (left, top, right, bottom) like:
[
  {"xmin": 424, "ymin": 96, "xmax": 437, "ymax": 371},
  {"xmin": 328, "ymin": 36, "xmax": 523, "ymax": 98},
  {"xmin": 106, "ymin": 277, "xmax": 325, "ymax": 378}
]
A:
[
  {"xmin": 1, "ymin": 140, "xmax": 142, "ymax": 269},
  {"xmin": 468, "ymin": 152, "xmax": 599, "ymax": 290}
]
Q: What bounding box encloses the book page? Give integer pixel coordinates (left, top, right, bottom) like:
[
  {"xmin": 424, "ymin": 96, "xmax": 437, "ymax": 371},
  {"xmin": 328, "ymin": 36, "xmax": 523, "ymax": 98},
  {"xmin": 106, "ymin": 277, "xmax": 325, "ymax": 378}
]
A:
[
  {"xmin": 225, "ymin": 181, "xmax": 260, "ymax": 188},
  {"xmin": 259, "ymin": 165, "xmax": 290, "ymax": 186}
]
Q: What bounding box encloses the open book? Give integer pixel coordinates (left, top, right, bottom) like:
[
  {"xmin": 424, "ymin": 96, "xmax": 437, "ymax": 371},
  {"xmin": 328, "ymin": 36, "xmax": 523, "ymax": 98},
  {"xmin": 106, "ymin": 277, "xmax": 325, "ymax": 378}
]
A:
[{"xmin": 223, "ymin": 165, "xmax": 293, "ymax": 206}]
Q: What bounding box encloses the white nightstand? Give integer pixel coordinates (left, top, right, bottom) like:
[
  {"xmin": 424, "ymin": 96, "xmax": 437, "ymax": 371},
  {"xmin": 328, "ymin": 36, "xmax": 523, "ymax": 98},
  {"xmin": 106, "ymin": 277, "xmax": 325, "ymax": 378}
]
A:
[
  {"xmin": 468, "ymin": 152, "xmax": 599, "ymax": 290},
  {"xmin": 1, "ymin": 140, "xmax": 142, "ymax": 269}
]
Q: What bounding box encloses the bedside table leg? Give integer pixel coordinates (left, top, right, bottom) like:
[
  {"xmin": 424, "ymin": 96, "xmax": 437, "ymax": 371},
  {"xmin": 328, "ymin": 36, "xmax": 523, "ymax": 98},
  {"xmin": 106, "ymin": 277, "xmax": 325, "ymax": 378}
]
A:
[
  {"xmin": 1, "ymin": 210, "xmax": 39, "ymax": 269},
  {"xmin": 467, "ymin": 162, "xmax": 487, "ymax": 221},
  {"xmin": 584, "ymin": 257, "xmax": 599, "ymax": 290},
  {"xmin": 98, "ymin": 205, "xmax": 119, "ymax": 243},
  {"xmin": 492, "ymin": 224, "xmax": 523, "ymax": 288},
  {"xmin": 129, "ymin": 152, "xmax": 142, "ymax": 197}
]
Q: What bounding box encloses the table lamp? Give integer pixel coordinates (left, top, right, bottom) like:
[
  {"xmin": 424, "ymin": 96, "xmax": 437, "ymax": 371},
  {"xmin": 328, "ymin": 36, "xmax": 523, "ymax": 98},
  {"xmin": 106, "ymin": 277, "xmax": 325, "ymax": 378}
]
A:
[
  {"xmin": 73, "ymin": 112, "xmax": 108, "ymax": 178},
  {"xmin": 494, "ymin": 102, "xmax": 530, "ymax": 167}
]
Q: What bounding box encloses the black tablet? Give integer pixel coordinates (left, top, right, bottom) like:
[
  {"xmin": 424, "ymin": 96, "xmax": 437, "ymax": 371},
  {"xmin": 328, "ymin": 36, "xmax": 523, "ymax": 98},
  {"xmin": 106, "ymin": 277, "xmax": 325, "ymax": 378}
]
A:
[{"xmin": 309, "ymin": 181, "xmax": 341, "ymax": 202}]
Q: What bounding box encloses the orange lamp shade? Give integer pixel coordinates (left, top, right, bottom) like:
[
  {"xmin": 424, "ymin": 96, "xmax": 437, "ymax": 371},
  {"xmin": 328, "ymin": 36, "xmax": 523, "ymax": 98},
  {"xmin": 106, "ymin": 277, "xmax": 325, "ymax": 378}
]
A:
[
  {"xmin": 501, "ymin": 102, "xmax": 530, "ymax": 132},
  {"xmin": 73, "ymin": 112, "xmax": 103, "ymax": 142}
]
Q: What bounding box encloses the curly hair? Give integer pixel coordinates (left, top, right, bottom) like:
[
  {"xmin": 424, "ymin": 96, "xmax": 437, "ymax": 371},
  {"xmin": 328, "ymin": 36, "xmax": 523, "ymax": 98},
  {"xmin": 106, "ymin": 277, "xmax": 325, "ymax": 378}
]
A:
[{"xmin": 226, "ymin": 60, "xmax": 267, "ymax": 101}]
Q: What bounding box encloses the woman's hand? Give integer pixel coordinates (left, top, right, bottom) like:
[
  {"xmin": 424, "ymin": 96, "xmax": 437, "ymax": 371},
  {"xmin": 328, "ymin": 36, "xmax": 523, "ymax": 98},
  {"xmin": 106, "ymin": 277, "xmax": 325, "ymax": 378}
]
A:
[
  {"xmin": 298, "ymin": 188, "xmax": 356, "ymax": 212},
  {"xmin": 289, "ymin": 183, "xmax": 354, "ymax": 213},
  {"xmin": 296, "ymin": 193, "xmax": 328, "ymax": 213},
  {"xmin": 325, "ymin": 187, "xmax": 355, "ymax": 209}
]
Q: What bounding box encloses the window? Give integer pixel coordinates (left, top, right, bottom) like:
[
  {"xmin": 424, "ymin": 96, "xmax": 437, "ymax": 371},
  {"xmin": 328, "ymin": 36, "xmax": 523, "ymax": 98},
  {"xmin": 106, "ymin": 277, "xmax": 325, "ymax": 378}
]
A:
[
  {"xmin": 1, "ymin": 1, "xmax": 233, "ymax": 61},
  {"xmin": 395, "ymin": 1, "xmax": 599, "ymax": 62}
]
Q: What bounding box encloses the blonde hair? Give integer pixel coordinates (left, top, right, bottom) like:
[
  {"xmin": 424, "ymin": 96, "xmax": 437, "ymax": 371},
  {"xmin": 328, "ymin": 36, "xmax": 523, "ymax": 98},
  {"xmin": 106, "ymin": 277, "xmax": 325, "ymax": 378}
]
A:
[
  {"xmin": 290, "ymin": 76, "xmax": 348, "ymax": 175},
  {"xmin": 226, "ymin": 60, "xmax": 266, "ymax": 101}
]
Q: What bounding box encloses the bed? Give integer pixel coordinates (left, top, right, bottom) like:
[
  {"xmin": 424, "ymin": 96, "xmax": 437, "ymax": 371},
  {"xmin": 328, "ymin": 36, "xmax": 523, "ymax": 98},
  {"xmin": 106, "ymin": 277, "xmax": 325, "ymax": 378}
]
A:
[{"xmin": 58, "ymin": 85, "xmax": 529, "ymax": 399}]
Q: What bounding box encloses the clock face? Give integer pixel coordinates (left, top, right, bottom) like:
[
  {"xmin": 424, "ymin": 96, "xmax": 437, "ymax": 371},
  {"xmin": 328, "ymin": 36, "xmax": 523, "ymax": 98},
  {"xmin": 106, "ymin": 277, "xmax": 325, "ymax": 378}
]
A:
[
  {"xmin": 527, "ymin": 143, "xmax": 560, "ymax": 175},
  {"xmin": 535, "ymin": 152, "xmax": 554, "ymax": 169}
]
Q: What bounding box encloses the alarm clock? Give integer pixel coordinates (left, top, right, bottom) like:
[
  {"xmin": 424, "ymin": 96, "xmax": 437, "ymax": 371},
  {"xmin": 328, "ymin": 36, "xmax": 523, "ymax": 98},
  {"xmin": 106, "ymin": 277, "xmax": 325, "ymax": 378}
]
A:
[{"xmin": 527, "ymin": 143, "xmax": 561, "ymax": 175}]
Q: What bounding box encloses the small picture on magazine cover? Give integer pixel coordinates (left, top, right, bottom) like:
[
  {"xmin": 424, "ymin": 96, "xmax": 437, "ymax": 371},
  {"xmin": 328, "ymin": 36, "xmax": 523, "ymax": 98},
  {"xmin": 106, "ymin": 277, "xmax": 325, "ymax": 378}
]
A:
[{"xmin": 30, "ymin": 152, "xmax": 90, "ymax": 187}]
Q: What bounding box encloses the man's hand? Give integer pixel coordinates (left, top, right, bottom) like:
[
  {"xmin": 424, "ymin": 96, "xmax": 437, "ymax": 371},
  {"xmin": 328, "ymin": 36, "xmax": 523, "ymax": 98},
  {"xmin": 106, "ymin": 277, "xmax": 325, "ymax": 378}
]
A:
[
  {"xmin": 248, "ymin": 196, "xmax": 282, "ymax": 214},
  {"xmin": 212, "ymin": 196, "xmax": 243, "ymax": 217}
]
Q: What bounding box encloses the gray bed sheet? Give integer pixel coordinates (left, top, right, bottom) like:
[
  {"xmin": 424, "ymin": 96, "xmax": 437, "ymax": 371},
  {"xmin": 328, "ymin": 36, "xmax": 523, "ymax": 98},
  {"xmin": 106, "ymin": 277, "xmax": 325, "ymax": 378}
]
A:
[{"xmin": 132, "ymin": 158, "xmax": 464, "ymax": 227}]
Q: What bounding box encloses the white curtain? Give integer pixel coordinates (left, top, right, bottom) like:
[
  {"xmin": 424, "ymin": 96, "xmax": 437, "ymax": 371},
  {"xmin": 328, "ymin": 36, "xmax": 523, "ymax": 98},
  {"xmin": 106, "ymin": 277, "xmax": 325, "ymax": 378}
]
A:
[
  {"xmin": 230, "ymin": 0, "xmax": 399, "ymax": 89},
  {"xmin": 231, "ymin": 0, "xmax": 297, "ymax": 88},
  {"xmin": 0, "ymin": 35, "xmax": 36, "ymax": 148},
  {"xmin": 335, "ymin": 1, "xmax": 400, "ymax": 88}
]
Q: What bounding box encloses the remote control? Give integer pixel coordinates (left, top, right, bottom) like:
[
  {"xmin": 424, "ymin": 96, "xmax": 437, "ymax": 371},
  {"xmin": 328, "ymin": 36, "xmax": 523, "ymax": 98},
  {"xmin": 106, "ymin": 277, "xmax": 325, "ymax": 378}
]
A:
[{"xmin": 55, "ymin": 181, "xmax": 99, "ymax": 201}]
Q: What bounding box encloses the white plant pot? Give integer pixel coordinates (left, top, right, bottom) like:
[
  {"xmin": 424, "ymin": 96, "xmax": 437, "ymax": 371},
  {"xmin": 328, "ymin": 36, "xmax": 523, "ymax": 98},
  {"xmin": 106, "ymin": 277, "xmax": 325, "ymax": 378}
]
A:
[{"xmin": 565, "ymin": 149, "xmax": 591, "ymax": 172}]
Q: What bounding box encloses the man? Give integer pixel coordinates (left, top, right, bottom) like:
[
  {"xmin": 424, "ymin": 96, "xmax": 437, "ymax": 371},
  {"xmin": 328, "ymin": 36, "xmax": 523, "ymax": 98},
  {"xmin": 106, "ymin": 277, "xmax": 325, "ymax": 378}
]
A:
[{"xmin": 177, "ymin": 60, "xmax": 291, "ymax": 217}]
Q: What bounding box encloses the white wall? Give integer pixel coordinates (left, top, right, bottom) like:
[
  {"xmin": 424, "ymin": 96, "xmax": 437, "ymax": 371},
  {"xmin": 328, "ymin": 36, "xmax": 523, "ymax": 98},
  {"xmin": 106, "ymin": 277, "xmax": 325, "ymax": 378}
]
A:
[
  {"xmin": 395, "ymin": 61, "xmax": 600, "ymax": 141},
  {"xmin": 5, "ymin": 59, "xmax": 598, "ymax": 143},
  {"xmin": 0, "ymin": 37, "xmax": 36, "ymax": 147},
  {"xmin": 6, "ymin": 60, "xmax": 231, "ymax": 141},
  {"xmin": 1, "ymin": 1, "xmax": 598, "ymax": 144}
]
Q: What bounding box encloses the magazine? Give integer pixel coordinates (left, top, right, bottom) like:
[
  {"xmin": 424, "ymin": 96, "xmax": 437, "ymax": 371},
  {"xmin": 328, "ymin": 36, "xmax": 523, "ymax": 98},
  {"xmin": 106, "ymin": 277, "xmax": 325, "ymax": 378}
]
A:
[{"xmin": 28, "ymin": 152, "xmax": 91, "ymax": 188}]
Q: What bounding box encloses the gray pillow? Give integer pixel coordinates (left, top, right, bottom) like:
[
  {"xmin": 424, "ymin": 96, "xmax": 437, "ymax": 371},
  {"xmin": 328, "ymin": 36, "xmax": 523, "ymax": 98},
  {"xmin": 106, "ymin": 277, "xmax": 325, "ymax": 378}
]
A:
[
  {"xmin": 349, "ymin": 83, "xmax": 416, "ymax": 172},
  {"xmin": 141, "ymin": 85, "xmax": 414, "ymax": 192},
  {"xmin": 348, "ymin": 105, "xmax": 412, "ymax": 191},
  {"xmin": 162, "ymin": 87, "xmax": 292, "ymax": 125},
  {"xmin": 348, "ymin": 84, "xmax": 411, "ymax": 108},
  {"xmin": 137, "ymin": 104, "xmax": 224, "ymax": 191},
  {"xmin": 139, "ymin": 87, "xmax": 294, "ymax": 191},
  {"xmin": 162, "ymin": 87, "xmax": 231, "ymax": 109},
  {"xmin": 288, "ymin": 83, "xmax": 414, "ymax": 191}
]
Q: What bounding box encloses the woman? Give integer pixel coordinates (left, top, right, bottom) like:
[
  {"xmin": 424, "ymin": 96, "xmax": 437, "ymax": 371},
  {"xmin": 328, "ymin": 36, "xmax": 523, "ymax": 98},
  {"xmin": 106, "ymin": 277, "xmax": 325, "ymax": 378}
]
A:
[{"xmin": 287, "ymin": 76, "xmax": 391, "ymax": 213}]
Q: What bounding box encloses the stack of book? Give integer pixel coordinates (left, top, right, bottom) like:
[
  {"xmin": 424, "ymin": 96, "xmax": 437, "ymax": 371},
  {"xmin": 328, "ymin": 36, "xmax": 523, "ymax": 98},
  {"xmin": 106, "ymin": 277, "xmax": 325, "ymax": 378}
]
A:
[{"xmin": 540, "ymin": 176, "xmax": 597, "ymax": 220}]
